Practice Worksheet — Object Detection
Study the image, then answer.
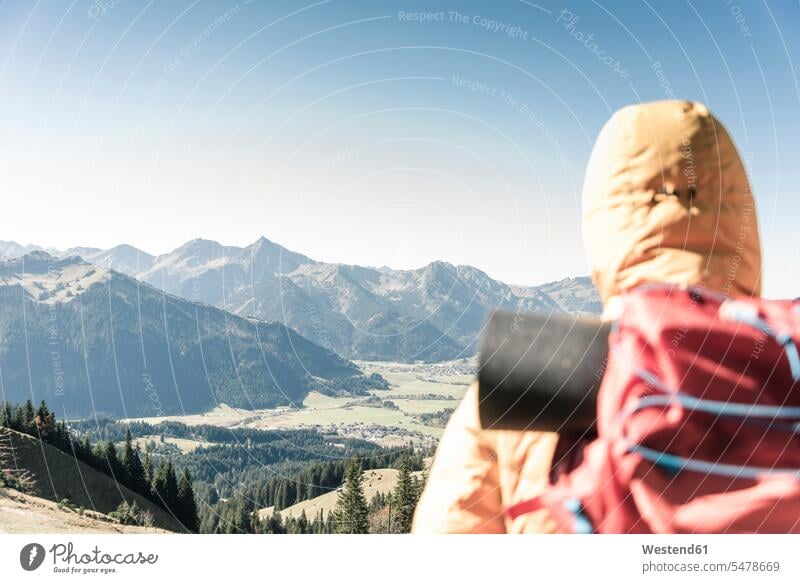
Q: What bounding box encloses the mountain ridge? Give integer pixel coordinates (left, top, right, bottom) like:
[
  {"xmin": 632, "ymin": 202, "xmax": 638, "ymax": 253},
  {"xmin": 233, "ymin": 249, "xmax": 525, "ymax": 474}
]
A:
[
  {"xmin": 1, "ymin": 238, "xmax": 602, "ymax": 362},
  {"xmin": 0, "ymin": 252, "xmax": 381, "ymax": 418}
]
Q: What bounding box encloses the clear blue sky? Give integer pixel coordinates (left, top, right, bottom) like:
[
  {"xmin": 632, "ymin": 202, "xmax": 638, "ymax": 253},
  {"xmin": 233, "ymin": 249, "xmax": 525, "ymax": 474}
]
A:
[{"xmin": 0, "ymin": 0, "xmax": 798, "ymax": 296}]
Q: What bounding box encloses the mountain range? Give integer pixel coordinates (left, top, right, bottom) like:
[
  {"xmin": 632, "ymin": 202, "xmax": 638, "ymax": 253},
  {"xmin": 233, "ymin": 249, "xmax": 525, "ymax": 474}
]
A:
[
  {"xmin": 0, "ymin": 251, "xmax": 379, "ymax": 418},
  {"xmin": 0, "ymin": 237, "xmax": 599, "ymax": 417},
  {"xmin": 0, "ymin": 237, "xmax": 599, "ymax": 362}
]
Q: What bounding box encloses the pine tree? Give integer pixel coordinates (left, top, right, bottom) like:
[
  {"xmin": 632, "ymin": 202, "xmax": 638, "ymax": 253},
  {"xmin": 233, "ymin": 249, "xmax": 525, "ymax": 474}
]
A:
[
  {"xmin": 274, "ymin": 479, "xmax": 287, "ymax": 511},
  {"xmin": 153, "ymin": 461, "xmax": 179, "ymax": 511},
  {"xmin": 233, "ymin": 497, "xmax": 255, "ymax": 533},
  {"xmin": 143, "ymin": 450, "xmax": 154, "ymax": 487},
  {"xmin": 166, "ymin": 463, "xmax": 179, "ymax": 506},
  {"xmin": 332, "ymin": 458, "xmax": 369, "ymax": 534},
  {"xmin": 11, "ymin": 405, "xmax": 26, "ymax": 433},
  {"xmin": 79, "ymin": 436, "xmax": 92, "ymax": 460},
  {"xmin": 265, "ymin": 509, "xmax": 282, "ymax": 534},
  {"xmin": 22, "ymin": 400, "xmax": 36, "ymax": 433},
  {"xmin": 312, "ymin": 509, "xmax": 326, "ymax": 533},
  {"xmin": 122, "ymin": 430, "xmax": 148, "ymax": 495},
  {"xmin": 53, "ymin": 421, "xmax": 70, "ymax": 451},
  {"xmin": 391, "ymin": 456, "xmax": 417, "ymax": 533},
  {"xmin": 207, "ymin": 486, "xmax": 219, "ymax": 505},
  {"xmin": 102, "ymin": 440, "xmax": 125, "ymax": 482},
  {"xmin": 0, "ymin": 402, "xmax": 12, "ymax": 428},
  {"xmin": 35, "ymin": 400, "xmax": 50, "ymax": 424},
  {"xmin": 152, "ymin": 462, "xmax": 168, "ymax": 506},
  {"xmin": 176, "ymin": 468, "xmax": 199, "ymax": 532}
]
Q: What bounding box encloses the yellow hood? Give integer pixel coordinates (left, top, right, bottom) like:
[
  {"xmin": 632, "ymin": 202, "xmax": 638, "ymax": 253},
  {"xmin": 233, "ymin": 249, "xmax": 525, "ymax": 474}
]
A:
[{"xmin": 582, "ymin": 100, "xmax": 761, "ymax": 308}]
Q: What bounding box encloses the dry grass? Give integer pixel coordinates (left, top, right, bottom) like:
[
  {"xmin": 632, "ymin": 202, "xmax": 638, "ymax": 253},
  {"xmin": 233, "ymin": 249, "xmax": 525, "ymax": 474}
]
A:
[
  {"xmin": 125, "ymin": 435, "xmax": 208, "ymax": 453},
  {"xmin": 0, "ymin": 488, "xmax": 169, "ymax": 534},
  {"xmin": 258, "ymin": 467, "xmax": 423, "ymax": 522}
]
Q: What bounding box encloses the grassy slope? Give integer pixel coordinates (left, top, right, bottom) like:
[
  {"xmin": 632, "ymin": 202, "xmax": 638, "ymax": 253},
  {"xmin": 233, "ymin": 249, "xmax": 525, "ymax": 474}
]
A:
[
  {"xmin": 0, "ymin": 427, "xmax": 183, "ymax": 532},
  {"xmin": 0, "ymin": 488, "xmax": 168, "ymax": 534},
  {"xmin": 258, "ymin": 467, "xmax": 423, "ymax": 521}
]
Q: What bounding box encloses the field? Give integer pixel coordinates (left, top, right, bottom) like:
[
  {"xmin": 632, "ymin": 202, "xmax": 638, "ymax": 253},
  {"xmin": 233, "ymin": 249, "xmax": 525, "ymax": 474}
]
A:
[
  {"xmin": 258, "ymin": 467, "xmax": 425, "ymax": 522},
  {"xmin": 356, "ymin": 360, "xmax": 473, "ymax": 399},
  {"xmin": 128, "ymin": 359, "xmax": 473, "ymax": 446},
  {"xmin": 124, "ymin": 436, "xmax": 209, "ymax": 453}
]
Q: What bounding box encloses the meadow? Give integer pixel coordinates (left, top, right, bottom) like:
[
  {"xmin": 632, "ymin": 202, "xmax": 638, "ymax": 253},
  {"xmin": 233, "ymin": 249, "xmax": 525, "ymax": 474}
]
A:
[{"xmin": 128, "ymin": 360, "xmax": 473, "ymax": 446}]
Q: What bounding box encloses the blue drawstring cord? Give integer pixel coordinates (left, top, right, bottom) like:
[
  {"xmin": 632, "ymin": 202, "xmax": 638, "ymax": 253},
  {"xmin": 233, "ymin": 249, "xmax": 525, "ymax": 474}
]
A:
[
  {"xmin": 617, "ymin": 369, "xmax": 800, "ymax": 480},
  {"xmin": 722, "ymin": 301, "xmax": 800, "ymax": 382},
  {"xmin": 628, "ymin": 443, "xmax": 800, "ymax": 480},
  {"xmin": 777, "ymin": 331, "xmax": 800, "ymax": 381}
]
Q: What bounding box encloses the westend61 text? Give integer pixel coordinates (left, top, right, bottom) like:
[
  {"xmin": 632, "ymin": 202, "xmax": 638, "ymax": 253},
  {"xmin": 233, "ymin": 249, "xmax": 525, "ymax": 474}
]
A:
[{"xmin": 642, "ymin": 544, "xmax": 708, "ymax": 555}]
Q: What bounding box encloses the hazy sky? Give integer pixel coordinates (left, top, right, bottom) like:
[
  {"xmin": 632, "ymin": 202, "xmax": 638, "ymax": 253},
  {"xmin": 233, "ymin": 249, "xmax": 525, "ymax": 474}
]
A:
[{"xmin": 1, "ymin": 0, "xmax": 798, "ymax": 296}]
